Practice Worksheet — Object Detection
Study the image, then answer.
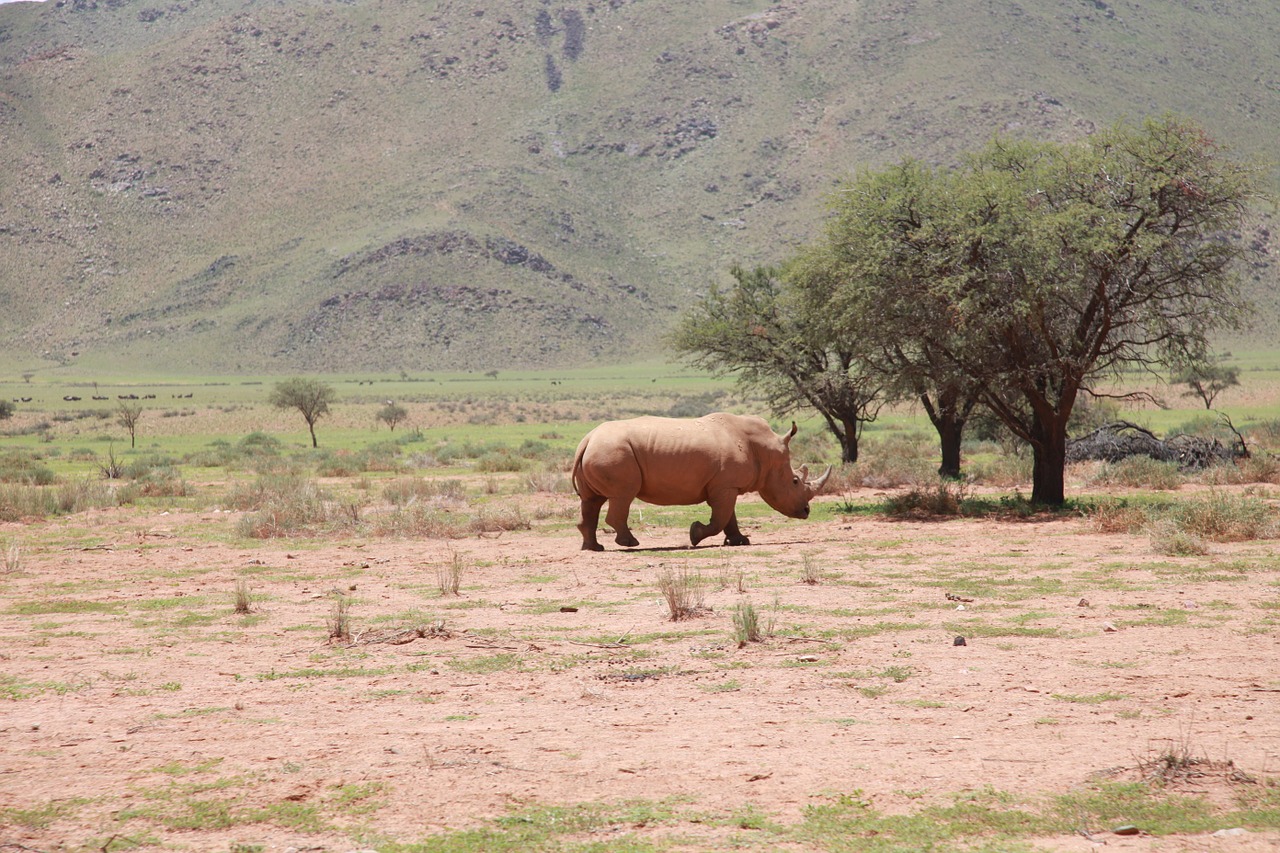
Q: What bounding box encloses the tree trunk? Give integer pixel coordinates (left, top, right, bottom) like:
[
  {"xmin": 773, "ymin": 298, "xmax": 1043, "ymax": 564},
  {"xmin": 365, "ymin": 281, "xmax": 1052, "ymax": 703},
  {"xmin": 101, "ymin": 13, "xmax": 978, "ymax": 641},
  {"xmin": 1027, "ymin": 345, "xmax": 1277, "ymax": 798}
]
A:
[
  {"xmin": 836, "ymin": 420, "xmax": 859, "ymax": 464},
  {"xmin": 1029, "ymin": 416, "xmax": 1068, "ymax": 506},
  {"xmin": 921, "ymin": 390, "xmax": 974, "ymax": 479},
  {"xmin": 309, "ymin": 423, "xmax": 319, "ymax": 448},
  {"xmin": 937, "ymin": 418, "xmax": 963, "ymax": 479}
]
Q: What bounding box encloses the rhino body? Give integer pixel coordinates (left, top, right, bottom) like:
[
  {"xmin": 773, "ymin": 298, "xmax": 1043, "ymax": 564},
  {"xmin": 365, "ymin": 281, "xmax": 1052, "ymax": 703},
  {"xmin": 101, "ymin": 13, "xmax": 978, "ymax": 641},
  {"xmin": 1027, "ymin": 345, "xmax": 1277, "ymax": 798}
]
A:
[{"xmin": 571, "ymin": 412, "xmax": 830, "ymax": 550}]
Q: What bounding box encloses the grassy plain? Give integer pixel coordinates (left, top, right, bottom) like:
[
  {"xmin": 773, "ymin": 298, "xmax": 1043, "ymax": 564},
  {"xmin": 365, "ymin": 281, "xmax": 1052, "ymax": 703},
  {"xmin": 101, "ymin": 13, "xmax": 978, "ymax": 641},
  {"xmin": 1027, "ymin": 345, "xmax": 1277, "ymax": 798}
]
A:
[{"xmin": 3, "ymin": 367, "xmax": 1280, "ymax": 851}]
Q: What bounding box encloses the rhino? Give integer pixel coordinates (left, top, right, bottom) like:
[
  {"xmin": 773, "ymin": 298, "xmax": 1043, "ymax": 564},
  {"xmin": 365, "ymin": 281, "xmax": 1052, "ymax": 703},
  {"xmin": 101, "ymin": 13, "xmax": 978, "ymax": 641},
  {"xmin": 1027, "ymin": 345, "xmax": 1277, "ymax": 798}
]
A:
[{"xmin": 571, "ymin": 412, "xmax": 831, "ymax": 550}]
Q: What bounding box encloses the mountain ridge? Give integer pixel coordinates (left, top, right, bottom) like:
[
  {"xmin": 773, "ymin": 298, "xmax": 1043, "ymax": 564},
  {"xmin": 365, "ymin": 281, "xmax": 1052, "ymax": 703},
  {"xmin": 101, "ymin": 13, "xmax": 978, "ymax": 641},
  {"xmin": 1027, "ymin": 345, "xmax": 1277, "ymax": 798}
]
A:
[{"xmin": 1, "ymin": 0, "xmax": 1276, "ymax": 373}]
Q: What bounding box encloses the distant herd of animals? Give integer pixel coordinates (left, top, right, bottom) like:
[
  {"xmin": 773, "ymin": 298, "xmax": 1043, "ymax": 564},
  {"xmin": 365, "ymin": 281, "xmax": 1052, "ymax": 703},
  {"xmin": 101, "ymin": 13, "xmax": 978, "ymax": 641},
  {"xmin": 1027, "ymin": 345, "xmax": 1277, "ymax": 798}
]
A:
[{"xmin": 10, "ymin": 393, "xmax": 197, "ymax": 403}]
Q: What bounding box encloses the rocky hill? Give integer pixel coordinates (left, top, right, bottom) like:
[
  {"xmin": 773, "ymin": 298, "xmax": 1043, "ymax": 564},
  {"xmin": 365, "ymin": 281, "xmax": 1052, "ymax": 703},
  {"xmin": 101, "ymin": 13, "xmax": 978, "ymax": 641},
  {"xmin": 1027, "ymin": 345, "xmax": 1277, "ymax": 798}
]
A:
[{"xmin": 1, "ymin": 0, "xmax": 1276, "ymax": 373}]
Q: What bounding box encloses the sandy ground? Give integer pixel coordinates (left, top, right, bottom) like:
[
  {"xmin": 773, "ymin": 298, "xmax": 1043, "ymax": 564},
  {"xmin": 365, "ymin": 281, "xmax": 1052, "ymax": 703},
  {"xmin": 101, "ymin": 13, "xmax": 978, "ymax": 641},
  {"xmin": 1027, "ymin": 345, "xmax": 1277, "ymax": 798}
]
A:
[{"xmin": 2, "ymin": 486, "xmax": 1280, "ymax": 851}]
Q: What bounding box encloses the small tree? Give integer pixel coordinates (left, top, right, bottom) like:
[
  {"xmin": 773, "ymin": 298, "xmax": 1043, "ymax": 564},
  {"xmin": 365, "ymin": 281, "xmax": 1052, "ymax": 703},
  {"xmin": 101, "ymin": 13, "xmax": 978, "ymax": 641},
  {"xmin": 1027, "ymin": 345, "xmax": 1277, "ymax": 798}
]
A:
[
  {"xmin": 116, "ymin": 402, "xmax": 143, "ymax": 449},
  {"xmin": 670, "ymin": 264, "xmax": 883, "ymax": 463},
  {"xmin": 376, "ymin": 400, "xmax": 408, "ymax": 432},
  {"xmin": 0, "ymin": 399, "xmax": 13, "ymax": 421},
  {"xmin": 1174, "ymin": 360, "xmax": 1240, "ymax": 410},
  {"xmin": 269, "ymin": 378, "xmax": 336, "ymax": 448}
]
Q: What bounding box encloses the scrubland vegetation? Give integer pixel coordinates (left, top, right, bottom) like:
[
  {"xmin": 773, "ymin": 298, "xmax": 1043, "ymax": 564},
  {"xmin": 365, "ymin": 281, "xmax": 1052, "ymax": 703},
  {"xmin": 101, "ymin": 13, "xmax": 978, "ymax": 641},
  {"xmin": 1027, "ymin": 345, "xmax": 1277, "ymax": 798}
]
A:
[{"xmin": 4, "ymin": 368, "xmax": 1280, "ymax": 851}]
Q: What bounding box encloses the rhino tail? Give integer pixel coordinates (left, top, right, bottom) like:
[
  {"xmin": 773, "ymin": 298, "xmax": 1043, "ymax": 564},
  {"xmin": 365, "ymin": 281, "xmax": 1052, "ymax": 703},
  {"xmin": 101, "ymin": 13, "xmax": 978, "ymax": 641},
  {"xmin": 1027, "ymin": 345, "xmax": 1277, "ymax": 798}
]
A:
[{"xmin": 570, "ymin": 438, "xmax": 588, "ymax": 497}]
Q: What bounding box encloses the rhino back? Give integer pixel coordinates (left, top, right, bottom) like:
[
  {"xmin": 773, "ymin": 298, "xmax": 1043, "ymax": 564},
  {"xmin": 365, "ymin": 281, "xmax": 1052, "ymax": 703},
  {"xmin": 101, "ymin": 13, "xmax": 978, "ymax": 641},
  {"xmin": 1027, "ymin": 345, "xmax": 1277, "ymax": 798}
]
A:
[{"xmin": 581, "ymin": 414, "xmax": 775, "ymax": 505}]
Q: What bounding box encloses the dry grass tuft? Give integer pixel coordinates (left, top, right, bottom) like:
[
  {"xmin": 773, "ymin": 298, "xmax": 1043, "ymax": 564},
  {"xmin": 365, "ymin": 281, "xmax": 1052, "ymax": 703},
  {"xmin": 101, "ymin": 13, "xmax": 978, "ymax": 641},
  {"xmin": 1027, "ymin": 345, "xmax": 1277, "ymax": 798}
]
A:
[
  {"xmin": 437, "ymin": 550, "xmax": 465, "ymax": 596},
  {"xmin": 328, "ymin": 594, "xmax": 352, "ymax": 643},
  {"xmin": 234, "ymin": 579, "xmax": 253, "ymax": 614},
  {"xmin": 732, "ymin": 600, "xmax": 764, "ymax": 645},
  {"xmin": 657, "ymin": 567, "xmax": 707, "ymax": 621}
]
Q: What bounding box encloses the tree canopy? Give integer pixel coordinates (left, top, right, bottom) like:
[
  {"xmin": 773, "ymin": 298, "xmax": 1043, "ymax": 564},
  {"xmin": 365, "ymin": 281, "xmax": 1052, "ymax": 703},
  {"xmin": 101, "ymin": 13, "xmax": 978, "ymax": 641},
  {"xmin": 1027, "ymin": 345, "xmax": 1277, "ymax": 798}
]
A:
[
  {"xmin": 674, "ymin": 116, "xmax": 1261, "ymax": 503},
  {"xmin": 669, "ymin": 263, "xmax": 883, "ymax": 463},
  {"xmin": 269, "ymin": 378, "xmax": 337, "ymax": 448},
  {"xmin": 823, "ymin": 115, "xmax": 1260, "ymax": 503}
]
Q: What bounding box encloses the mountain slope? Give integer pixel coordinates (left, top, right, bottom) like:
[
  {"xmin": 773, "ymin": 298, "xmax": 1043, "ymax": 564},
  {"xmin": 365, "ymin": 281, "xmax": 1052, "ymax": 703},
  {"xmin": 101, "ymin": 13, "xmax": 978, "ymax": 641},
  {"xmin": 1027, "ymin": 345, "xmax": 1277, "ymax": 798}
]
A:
[{"xmin": 1, "ymin": 0, "xmax": 1276, "ymax": 373}]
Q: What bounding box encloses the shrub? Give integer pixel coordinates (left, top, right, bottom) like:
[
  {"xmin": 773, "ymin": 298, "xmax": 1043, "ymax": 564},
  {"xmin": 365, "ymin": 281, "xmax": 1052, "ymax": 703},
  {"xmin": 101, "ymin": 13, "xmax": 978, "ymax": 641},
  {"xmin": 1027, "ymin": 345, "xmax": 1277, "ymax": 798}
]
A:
[
  {"xmin": 1163, "ymin": 492, "xmax": 1279, "ymax": 542},
  {"xmin": 882, "ymin": 481, "xmax": 970, "ymax": 517},
  {"xmin": 229, "ymin": 474, "xmax": 333, "ymax": 538},
  {"xmin": 968, "ymin": 454, "xmax": 1033, "ymax": 487},
  {"xmin": 371, "ymin": 505, "xmax": 469, "ymax": 538},
  {"xmin": 469, "ymin": 503, "xmax": 530, "ymax": 533},
  {"xmin": 0, "ymin": 453, "xmax": 56, "ymax": 485},
  {"xmin": 437, "ymin": 550, "xmax": 464, "ymax": 596},
  {"xmin": 1088, "ymin": 500, "xmax": 1148, "ymax": 534},
  {"xmin": 1092, "ymin": 492, "xmax": 1279, "ymax": 543},
  {"xmin": 1196, "ymin": 455, "xmax": 1280, "ymax": 485},
  {"xmin": 835, "ymin": 456, "xmax": 935, "ymax": 490},
  {"xmin": 525, "ymin": 469, "xmax": 573, "ymax": 493},
  {"xmin": 382, "ymin": 477, "xmax": 466, "ymax": 506},
  {"xmin": 732, "ymin": 600, "xmax": 764, "ymax": 645},
  {"xmin": 1087, "ymin": 457, "xmax": 1184, "ymax": 490},
  {"xmin": 474, "ymin": 449, "xmax": 527, "ymax": 473},
  {"xmin": 657, "ymin": 567, "xmax": 706, "ymax": 621},
  {"xmin": 1147, "ymin": 519, "xmax": 1210, "ymax": 556}
]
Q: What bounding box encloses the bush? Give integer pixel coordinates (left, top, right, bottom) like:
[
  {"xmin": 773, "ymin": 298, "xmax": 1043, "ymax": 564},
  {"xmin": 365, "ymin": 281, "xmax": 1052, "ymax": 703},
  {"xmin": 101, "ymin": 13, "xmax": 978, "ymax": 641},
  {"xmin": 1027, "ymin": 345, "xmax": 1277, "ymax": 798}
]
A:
[
  {"xmin": 1162, "ymin": 492, "xmax": 1278, "ymax": 542},
  {"xmin": 968, "ymin": 454, "xmax": 1033, "ymax": 488},
  {"xmin": 0, "ymin": 453, "xmax": 56, "ymax": 485},
  {"xmin": 882, "ymin": 481, "xmax": 969, "ymax": 517},
  {"xmin": 1090, "ymin": 492, "xmax": 1280, "ymax": 543},
  {"xmin": 835, "ymin": 455, "xmax": 935, "ymax": 490},
  {"xmin": 1087, "ymin": 457, "xmax": 1184, "ymax": 490},
  {"xmin": 1147, "ymin": 519, "xmax": 1210, "ymax": 556},
  {"xmin": 657, "ymin": 567, "xmax": 706, "ymax": 621},
  {"xmin": 382, "ymin": 478, "xmax": 466, "ymax": 506},
  {"xmin": 227, "ymin": 473, "xmax": 342, "ymax": 538},
  {"xmin": 371, "ymin": 505, "xmax": 469, "ymax": 538},
  {"xmin": 0, "ymin": 479, "xmax": 121, "ymax": 521},
  {"xmin": 1196, "ymin": 455, "xmax": 1280, "ymax": 486}
]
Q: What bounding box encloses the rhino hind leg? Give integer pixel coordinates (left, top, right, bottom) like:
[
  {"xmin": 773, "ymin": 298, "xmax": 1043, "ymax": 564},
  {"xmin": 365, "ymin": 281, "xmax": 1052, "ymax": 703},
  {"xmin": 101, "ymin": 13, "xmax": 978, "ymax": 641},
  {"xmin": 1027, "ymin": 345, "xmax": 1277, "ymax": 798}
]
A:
[
  {"xmin": 605, "ymin": 497, "xmax": 640, "ymax": 548},
  {"xmin": 578, "ymin": 494, "xmax": 607, "ymax": 551}
]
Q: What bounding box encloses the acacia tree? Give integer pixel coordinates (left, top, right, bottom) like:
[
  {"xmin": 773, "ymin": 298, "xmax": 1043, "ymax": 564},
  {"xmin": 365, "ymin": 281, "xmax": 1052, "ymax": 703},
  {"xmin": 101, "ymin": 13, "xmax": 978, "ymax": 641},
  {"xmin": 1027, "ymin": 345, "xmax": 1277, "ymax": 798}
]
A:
[
  {"xmin": 376, "ymin": 400, "xmax": 408, "ymax": 431},
  {"xmin": 801, "ymin": 167, "xmax": 985, "ymax": 478},
  {"xmin": 1174, "ymin": 359, "xmax": 1240, "ymax": 410},
  {"xmin": 670, "ymin": 264, "xmax": 883, "ymax": 463},
  {"xmin": 824, "ymin": 116, "xmax": 1259, "ymax": 504},
  {"xmin": 269, "ymin": 378, "xmax": 336, "ymax": 448},
  {"xmin": 116, "ymin": 402, "xmax": 143, "ymax": 449}
]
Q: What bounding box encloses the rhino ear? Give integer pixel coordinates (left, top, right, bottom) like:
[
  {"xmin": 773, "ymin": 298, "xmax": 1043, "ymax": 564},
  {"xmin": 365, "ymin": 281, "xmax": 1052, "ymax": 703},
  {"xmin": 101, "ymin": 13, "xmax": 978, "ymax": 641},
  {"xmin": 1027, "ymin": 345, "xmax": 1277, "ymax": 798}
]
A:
[{"xmin": 783, "ymin": 422, "xmax": 797, "ymax": 448}]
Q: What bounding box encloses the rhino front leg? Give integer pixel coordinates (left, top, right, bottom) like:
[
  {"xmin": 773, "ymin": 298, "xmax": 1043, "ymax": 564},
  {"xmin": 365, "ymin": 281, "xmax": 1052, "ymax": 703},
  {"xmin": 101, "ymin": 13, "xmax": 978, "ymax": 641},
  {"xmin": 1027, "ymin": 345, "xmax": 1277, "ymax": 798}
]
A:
[
  {"xmin": 723, "ymin": 512, "xmax": 751, "ymax": 547},
  {"xmin": 605, "ymin": 496, "xmax": 640, "ymax": 548},
  {"xmin": 690, "ymin": 493, "xmax": 738, "ymax": 547},
  {"xmin": 578, "ymin": 495, "xmax": 607, "ymax": 551}
]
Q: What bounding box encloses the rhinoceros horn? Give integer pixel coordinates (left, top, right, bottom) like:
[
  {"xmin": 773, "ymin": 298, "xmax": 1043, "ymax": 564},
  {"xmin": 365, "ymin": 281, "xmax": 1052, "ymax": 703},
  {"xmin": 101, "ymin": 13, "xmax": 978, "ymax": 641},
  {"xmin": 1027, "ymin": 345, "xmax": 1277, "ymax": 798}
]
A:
[{"xmin": 806, "ymin": 465, "xmax": 833, "ymax": 493}]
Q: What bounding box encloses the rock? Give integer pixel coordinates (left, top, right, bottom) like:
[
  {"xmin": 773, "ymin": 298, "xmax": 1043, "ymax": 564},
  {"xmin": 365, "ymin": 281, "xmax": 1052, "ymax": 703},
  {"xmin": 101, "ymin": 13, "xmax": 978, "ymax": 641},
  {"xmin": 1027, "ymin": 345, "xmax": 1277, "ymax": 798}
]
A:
[{"xmin": 953, "ymin": 636, "xmax": 967, "ymax": 646}]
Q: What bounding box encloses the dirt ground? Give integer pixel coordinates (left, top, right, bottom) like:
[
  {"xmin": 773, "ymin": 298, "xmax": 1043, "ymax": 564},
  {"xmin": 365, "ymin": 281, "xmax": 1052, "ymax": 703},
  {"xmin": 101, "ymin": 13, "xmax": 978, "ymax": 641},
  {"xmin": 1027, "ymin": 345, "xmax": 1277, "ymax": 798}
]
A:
[{"xmin": 3, "ymin": 484, "xmax": 1280, "ymax": 851}]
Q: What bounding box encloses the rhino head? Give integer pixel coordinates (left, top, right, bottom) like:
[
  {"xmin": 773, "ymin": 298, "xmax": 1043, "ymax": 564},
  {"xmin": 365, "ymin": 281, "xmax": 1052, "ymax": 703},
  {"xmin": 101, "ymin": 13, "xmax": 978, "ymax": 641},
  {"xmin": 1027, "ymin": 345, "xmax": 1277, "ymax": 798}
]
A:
[{"xmin": 759, "ymin": 422, "xmax": 832, "ymax": 520}]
